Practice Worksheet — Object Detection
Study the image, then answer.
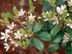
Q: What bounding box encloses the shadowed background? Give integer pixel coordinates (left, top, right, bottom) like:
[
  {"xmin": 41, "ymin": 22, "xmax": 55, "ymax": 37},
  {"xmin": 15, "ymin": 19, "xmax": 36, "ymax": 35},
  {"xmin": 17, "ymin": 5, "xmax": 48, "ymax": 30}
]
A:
[{"xmin": 0, "ymin": 0, "xmax": 66, "ymax": 54}]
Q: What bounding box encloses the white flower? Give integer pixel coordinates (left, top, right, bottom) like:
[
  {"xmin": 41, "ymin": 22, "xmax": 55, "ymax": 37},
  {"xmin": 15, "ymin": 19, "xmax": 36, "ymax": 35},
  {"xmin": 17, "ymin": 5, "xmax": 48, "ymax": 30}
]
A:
[
  {"xmin": 14, "ymin": 30, "xmax": 22, "ymax": 39},
  {"xmin": 33, "ymin": 0, "xmax": 37, "ymax": 1},
  {"xmin": 63, "ymin": 35, "xmax": 69, "ymax": 43},
  {"xmin": 25, "ymin": 34, "xmax": 27, "ymax": 37},
  {"xmin": 57, "ymin": 5, "xmax": 66, "ymax": 14},
  {"xmin": 0, "ymin": 29, "xmax": 10, "ymax": 42},
  {"xmin": 68, "ymin": 0, "xmax": 72, "ymax": 6},
  {"xmin": 46, "ymin": 11, "xmax": 49, "ymax": 14},
  {"xmin": 38, "ymin": 17, "xmax": 41, "ymax": 19},
  {"xmin": 19, "ymin": 9, "xmax": 26, "ymax": 16},
  {"xmin": 53, "ymin": 21, "xmax": 59, "ymax": 25},
  {"xmin": 43, "ymin": 15, "xmax": 46, "ymax": 18},
  {"xmin": 52, "ymin": 15, "xmax": 59, "ymax": 25},
  {"xmin": 44, "ymin": 19, "xmax": 48, "ymax": 21},
  {"xmin": 22, "ymin": 21, "xmax": 25, "ymax": 24},
  {"xmin": 67, "ymin": 13, "xmax": 69, "ymax": 16},
  {"xmin": 67, "ymin": 23, "xmax": 72, "ymax": 29},
  {"xmin": 4, "ymin": 43, "xmax": 10, "ymax": 51},
  {"xmin": 28, "ymin": 14, "xmax": 36, "ymax": 21},
  {"xmin": 7, "ymin": 22, "xmax": 15, "ymax": 30},
  {"xmin": 9, "ymin": 38, "xmax": 18, "ymax": 47}
]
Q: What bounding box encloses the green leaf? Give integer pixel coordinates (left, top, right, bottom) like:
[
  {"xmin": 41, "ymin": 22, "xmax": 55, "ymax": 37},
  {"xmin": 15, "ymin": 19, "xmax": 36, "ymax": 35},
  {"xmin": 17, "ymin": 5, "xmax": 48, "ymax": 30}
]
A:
[
  {"xmin": 50, "ymin": 31, "xmax": 64, "ymax": 44},
  {"xmin": 32, "ymin": 23, "xmax": 35, "ymax": 32},
  {"xmin": 47, "ymin": 44, "xmax": 60, "ymax": 52},
  {"xmin": 62, "ymin": 11, "xmax": 67, "ymax": 19},
  {"xmin": 42, "ymin": 5, "xmax": 50, "ymax": 12},
  {"xmin": 28, "ymin": 39, "xmax": 33, "ymax": 46},
  {"xmin": 64, "ymin": 26, "xmax": 72, "ymax": 41},
  {"xmin": 62, "ymin": 42, "xmax": 67, "ymax": 48},
  {"xmin": 13, "ymin": 6, "xmax": 18, "ymax": 15},
  {"xmin": 33, "ymin": 38, "xmax": 44, "ymax": 50},
  {"xmin": 42, "ymin": 12, "xmax": 48, "ymax": 18},
  {"xmin": 41, "ymin": 1, "xmax": 49, "ymax": 5},
  {"xmin": 50, "ymin": 25, "xmax": 61, "ymax": 37},
  {"xmin": 17, "ymin": 41, "xmax": 23, "ymax": 47},
  {"xmin": 33, "ymin": 22, "xmax": 43, "ymax": 33},
  {"xmin": 29, "ymin": 0, "xmax": 35, "ymax": 12},
  {"xmin": 48, "ymin": 12, "xmax": 51, "ymax": 18},
  {"xmin": 0, "ymin": 19, "xmax": 4, "ymax": 23},
  {"xmin": 2, "ymin": 13, "xmax": 6, "ymax": 18},
  {"xmin": 38, "ymin": 32, "xmax": 51, "ymax": 41},
  {"xmin": 55, "ymin": 0, "xmax": 64, "ymax": 6},
  {"xmin": 6, "ymin": 12, "xmax": 13, "ymax": 18},
  {"xmin": 20, "ymin": 28, "xmax": 26, "ymax": 34},
  {"xmin": 26, "ymin": 21, "xmax": 30, "ymax": 29},
  {"xmin": 65, "ymin": 43, "xmax": 72, "ymax": 54}
]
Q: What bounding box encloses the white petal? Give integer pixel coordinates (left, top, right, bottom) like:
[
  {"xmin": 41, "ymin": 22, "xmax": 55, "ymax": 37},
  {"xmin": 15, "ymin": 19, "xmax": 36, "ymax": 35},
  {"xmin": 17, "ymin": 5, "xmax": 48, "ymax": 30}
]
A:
[
  {"xmin": 7, "ymin": 26, "xmax": 10, "ymax": 28},
  {"xmin": 17, "ymin": 30, "xmax": 20, "ymax": 34},
  {"xmin": 6, "ymin": 47, "xmax": 9, "ymax": 51},
  {"xmin": 57, "ymin": 7, "xmax": 60, "ymax": 11},
  {"xmin": 4, "ymin": 43, "xmax": 8, "ymax": 45},
  {"xmin": 4, "ymin": 39, "xmax": 7, "ymax": 42},
  {"xmin": 1, "ymin": 32, "xmax": 5, "ymax": 35},
  {"xmin": 0, "ymin": 36, "xmax": 5, "ymax": 39},
  {"xmin": 63, "ymin": 40, "xmax": 65, "ymax": 43},
  {"xmin": 14, "ymin": 33, "xmax": 17, "ymax": 36},
  {"xmin": 15, "ymin": 43, "xmax": 18, "ymax": 47},
  {"xmin": 21, "ymin": 9, "xmax": 23, "ymax": 12}
]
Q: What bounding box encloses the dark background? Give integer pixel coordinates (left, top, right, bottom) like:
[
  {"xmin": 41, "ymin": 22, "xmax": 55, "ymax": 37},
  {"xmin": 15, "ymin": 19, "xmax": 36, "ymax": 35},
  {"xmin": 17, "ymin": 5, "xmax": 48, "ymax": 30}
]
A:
[{"xmin": 0, "ymin": 0, "xmax": 66, "ymax": 54}]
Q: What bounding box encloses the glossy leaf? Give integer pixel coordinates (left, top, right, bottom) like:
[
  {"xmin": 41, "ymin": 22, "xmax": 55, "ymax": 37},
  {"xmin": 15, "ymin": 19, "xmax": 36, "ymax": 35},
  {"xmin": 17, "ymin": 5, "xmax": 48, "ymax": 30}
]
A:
[
  {"xmin": 50, "ymin": 25, "xmax": 61, "ymax": 37},
  {"xmin": 62, "ymin": 42, "xmax": 67, "ymax": 48},
  {"xmin": 50, "ymin": 31, "xmax": 64, "ymax": 44},
  {"xmin": 20, "ymin": 28, "xmax": 26, "ymax": 34},
  {"xmin": 33, "ymin": 22, "xmax": 43, "ymax": 33},
  {"xmin": 17, "ymin": 41, "xmax": 23, "ymax": 47},
  {"xmin": 62, "ymin": 11, "xmax": 67, "ymax": 19},
  {"xmin": 47, "ymin": 44, "xmax": 59, "ymax": 52},
  {"xmin": 26, "ymin": 21, "xmax": 30, "ymax": 29},
  {"xmin": 13, "ymin": 6, "xmax": 18, "ymax": 15},
  {"xmin": 33, "ymin": 38, "xmax": 44, "ymax": 50},
  {"xmin": 2, "ymin": 13, "xmax": 5, "ymax": 18},
  {"xmin": 38, "ymin": 32, "xmax": 51, "ymax": 41},
  {"xmin": 0, "ymin": 19, "xmax": 4, "ymax": 23},
  {"xmin": 29, "ymin": 0, "xmax": 35, "ymax": 12},
  {"xmin": 6, "ymin": 12, "xmax": 13, "ymax": 18}
]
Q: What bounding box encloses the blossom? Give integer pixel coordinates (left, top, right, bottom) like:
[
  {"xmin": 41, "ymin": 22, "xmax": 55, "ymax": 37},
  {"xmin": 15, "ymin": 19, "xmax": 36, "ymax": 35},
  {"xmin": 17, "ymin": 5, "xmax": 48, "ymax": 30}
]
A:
[
  {"xmin": 67, "ymin": 20, "xmax": 72, "ymax": 29},
  {"xmin": 52, "ymin": 15, "xmax": 59, "ymax": 25},
  {"xmin": 57, "ymin": 5, "xmax": 66, "ymax": 14},
  {"xmin": 33, "ymin": 0, "xmax": 37, "ymax": 1},
  {"xmin": 38, "ymin": 17, "xmax": 41, "ymax": 19},
  {"xmin": 22, "ymin": 21, "xmax": 25, "ymax": 24},
  {"xmin": 4, "ymin": 43, "xmax": 10, "ymax": 51},
  {"xmin": 63, "ymin": 36, "xmax": 69, "ymax": 43},
  {"xmin": 63, "ymin": 33, "xmax": 70, "ymax": 43},
  {"xmin": 19, "ymin": 9, "xmax": 26, "ymax": 16},
  {"xmin": 46, "ymin": 11, "xmax": 49, "ymax": 14},
  {"xmin": 7, "ymin": 22, "xmax": 15, "ymax": 30},
  {"xmin": 25, "ymin": 34, "xmax": 27, "ymax": 37},
  {"xmin": 14, "ymin": 30, "xmax": 22, "ymax": 39},
  {"xmin": 68, "ymin": 0, "xmax": 72, "ymax": 6},
  {"xmin": 28, "ymin": 14, "xmax": 36, "ymax": 21},
  {"xmin": 67, "ymin": 23, "xmax": 72, "ymax": 29},
  {"xmin": 44, "ymin": 19, "xmax": 48, "ymax": 22},
  {"xmin": 9, "ymin": 38, "xmax": 18, "ymax": 47},
  {"xmin": 0, "ymin": 29, "xmax": 10, "ymax": 42}
]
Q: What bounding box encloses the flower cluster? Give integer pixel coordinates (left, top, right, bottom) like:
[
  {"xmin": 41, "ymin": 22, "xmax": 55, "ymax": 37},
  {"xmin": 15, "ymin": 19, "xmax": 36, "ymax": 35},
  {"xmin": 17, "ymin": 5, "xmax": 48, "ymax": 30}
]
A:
[{"xmin": 63, "ymin": 32, "xmax": 70, "ymax": 43}]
